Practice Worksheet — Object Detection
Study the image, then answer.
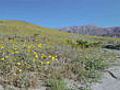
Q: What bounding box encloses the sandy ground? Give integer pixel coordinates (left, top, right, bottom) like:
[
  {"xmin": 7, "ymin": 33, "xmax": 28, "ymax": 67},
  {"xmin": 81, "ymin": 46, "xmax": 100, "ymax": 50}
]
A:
[
  {"xmin": 92, "ymin": 66, "xmax": 120, "ymax": 90},
  {"xmin": 92, "ymin": 49, "xmax": 120, "ymax": 90}
]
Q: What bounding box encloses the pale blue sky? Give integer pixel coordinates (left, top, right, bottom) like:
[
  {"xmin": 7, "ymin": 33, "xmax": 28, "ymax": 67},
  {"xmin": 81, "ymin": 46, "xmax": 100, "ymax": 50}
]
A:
[{"xmin": 0, "ymin": 0, "xmax": 120, "ymax": 28}]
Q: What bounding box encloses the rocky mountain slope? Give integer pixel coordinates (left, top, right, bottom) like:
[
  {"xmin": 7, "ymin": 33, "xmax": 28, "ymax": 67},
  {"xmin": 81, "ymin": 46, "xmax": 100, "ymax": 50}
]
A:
[{"xmin": 56, "ymin": 25, "xmax": 120, "ymax": 37}]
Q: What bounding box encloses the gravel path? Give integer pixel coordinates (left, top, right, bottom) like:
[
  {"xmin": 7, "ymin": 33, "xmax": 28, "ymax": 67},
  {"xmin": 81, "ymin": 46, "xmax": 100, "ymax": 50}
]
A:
[
  {"xmin": 92, "ymin": 66, "xmax": 120, "ymax": 90},
  {"xmin": 92, "ymin": 49, "xmax": 120, "ymax": 90}
]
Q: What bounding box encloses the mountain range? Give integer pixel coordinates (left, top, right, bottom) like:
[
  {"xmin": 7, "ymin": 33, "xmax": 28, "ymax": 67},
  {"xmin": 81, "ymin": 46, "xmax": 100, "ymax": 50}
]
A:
[{"xmin": 55, "ymin": 25, "xmax": 120, "ymax": 38}]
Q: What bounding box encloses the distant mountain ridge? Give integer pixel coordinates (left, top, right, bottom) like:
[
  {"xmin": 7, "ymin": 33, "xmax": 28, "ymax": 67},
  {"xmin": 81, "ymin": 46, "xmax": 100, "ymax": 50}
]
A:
[{"xmin": 55, "ymin": 25, "xmax": 120, "ymax": 37}]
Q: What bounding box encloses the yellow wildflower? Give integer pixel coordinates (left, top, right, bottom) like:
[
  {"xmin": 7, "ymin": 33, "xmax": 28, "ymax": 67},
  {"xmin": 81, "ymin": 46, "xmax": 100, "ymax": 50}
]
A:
[
  {"xmin": 5, "ymin": 56, "xmax": 9, "ymax": 58},
  {"xmin": 1, "ymin": 46, "xmax": 4, "ymax": 49},
  {"xmin": 43, "ymin": 44, "xmax": 46, "ymax": 46},
  {"xmin": 15, "ymin": 51, "xmax": 19, "ymax": 54},
  {"xmin": 41, "ymin": 61, "xmax": 44, "ymax": 64},
  {"xmin": 17, "ymin": 62, "xmax": 21, "ymax": 65},
  {"xmin": 46, "ymin": 61, "xmax": 50, "ymax": 64},
  {"xmin": 9, "ymin": 59, "xmax": 12, "ymax": 62},
  {"xmin": 33, "ymin": 46, "xmax": 36, "ymax": 48},
  {"xmin": 23, "ymin": 44, "xmax": 26, "ymax": 47},
  {"xmin": 35, "ymin": 54, "xmax": 38, "ymax": 58},
  {"xmin": 55, "ymin": 55, "xmax": 58, "ymax": 58},
  {"xmin": 28, "ymin": 49, "xmax": 31, "ymax": 53},
  {"xmin": 49, "ymin": 55, "xmax": 52, "ymax": 58},
  {"xmin": 14, "ymin": 47, "xmax": 18, "ymax": 50},
  {"xmin": 28, "ymin": 45, "xmax": 32, "ymax": 49},
  {"xmin": 21, "ymin": 60, "xmax": 24, "ymax": 64},
  {"xmin": 10, "ymin": 40, "xmax": 13, "ymax": 43},
  {"xmin": 18, "ymin": 69, "xmax": 22, "ymax": 73},
  {"xmin": 41, "ymin": 56, "xmax": 44, "ymax": 59},
  {"xmin": 33, "ymin": 52, "xmax": 37, "ymax": 55},
  {"xmin": 2, "ymin": 52, "xmax": 5, "ymax": 55},
  {"xmin": 33, "ymin": 58, "xmax": 36, "ymax": 62},
  {"xmin": 1, "ymin": 57, "xmax": 5, "ymax": 61},
  {"xmin": 12, "ymin": 52, "xmax": 14, "ymax": 54},
  {"xmin": 13, "ymin": 44, "xmax": 17, "ymax": 47},
  {"xmin": 38, "ymin": 44, "xmax": 42, "ymax": 48},
  {"xmin": 14, "ymin": 58, "xmax": 16, "ymax": 61},
  {"xmin": 52, "ymin": 57, "xmax": 55, "ymax": 61}
]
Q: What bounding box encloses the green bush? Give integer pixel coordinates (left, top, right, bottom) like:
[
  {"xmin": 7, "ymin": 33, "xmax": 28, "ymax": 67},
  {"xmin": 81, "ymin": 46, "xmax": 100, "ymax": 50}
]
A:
[
  {"xmin": 76, "ymin": 39, "xmax": 101, "ymax": 48},
  {"xmin": 47, "ymin": 79, "xmax": 67, "ymax": 90}
]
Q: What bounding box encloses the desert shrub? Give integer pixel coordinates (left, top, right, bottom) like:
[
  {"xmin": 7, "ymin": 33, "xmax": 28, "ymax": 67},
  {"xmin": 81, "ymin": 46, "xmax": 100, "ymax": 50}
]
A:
[
  {"xmin": 76, "ymin": 39, "xmax": 101, "ymax": 48},
  {"xmin": 66, "ymin": 39, "xmax": 102, "ymax": 48},
  {"xmin": 76, "ymin": 39, "xmax": 89, "ymax": 48},
  {"xmin": 47, "ymin": 79, "xmax": 67, "ymax": 90}
]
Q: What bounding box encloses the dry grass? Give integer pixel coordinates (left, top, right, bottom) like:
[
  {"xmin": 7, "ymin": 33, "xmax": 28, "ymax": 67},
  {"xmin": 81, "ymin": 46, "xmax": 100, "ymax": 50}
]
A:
[{"xmin": 0, "ymin": 20, "xmax": 119, "ymax": 90}]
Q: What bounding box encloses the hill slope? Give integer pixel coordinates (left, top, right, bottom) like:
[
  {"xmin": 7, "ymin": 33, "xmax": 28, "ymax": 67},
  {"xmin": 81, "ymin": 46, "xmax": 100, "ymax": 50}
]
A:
[
  {"xmin": 0, "ymin": 20, "xmax": 120, "ymax": 46},
  {"xmin": 0, "ymin": 20, "xmax": 73, "ymax": 45},
  {"xmin": 0, "ymin": 20, "xmax": 120, "ymax": 90}
]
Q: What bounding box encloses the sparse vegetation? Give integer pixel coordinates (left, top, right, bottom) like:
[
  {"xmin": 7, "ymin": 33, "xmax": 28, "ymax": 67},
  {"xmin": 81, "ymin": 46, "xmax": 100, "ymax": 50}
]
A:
[
  {"xmin": 47, "ymin": 79, "xmax": 67, "ymax": 90},
  {"xmin": 0, "ymin": 20, "xmax": 119, "ymax": 90}
]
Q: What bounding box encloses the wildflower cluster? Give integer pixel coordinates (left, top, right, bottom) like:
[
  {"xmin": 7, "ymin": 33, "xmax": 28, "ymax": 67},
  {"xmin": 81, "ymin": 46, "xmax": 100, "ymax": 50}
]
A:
[{"xmin": 0, "ymin": 41, "xmax": 58, "ymax": 73}]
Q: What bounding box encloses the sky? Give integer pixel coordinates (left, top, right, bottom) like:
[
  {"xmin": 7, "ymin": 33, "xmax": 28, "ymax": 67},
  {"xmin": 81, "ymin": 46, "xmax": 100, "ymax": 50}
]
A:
[{"xmin": 0, "ymin": 0, "xmax": 120, "ymax": 28}]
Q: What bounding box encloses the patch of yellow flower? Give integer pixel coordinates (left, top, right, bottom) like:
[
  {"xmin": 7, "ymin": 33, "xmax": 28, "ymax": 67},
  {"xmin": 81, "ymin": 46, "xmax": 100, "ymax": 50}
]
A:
[
  {"xmin": 14, "ymin": 47, "xmax": 18, "ymax": 50},
  {"xmin": 38, "ymin": 44, "xmax": 42, "ymax": 48},
  {"xmin": 33, "ymin": 52, "xmax": 37, "ymax": 55},
  {"xmin": 15, "ymin": 51, "xmax": 19, "ymax": 54},
  {"xmin": 41, "ymin": 61, "xmax": 44, "ymax": 64},
  {"xmin": 1, "ymin": 46, "xmax": 4, "ymax": 49},
  {"xmin": 52, "ymin": 57, "xmax": 55, "ymax": 61},
  {"xmin": 41, "ymin": 56, "xmax": 44, "ymax": 59},
  {"xmin": 1, "ymin": 57, "xmax": 5, "ymax": 61},
  {"xmin": 18, "ymin": 69, "xmax": 22, "ymax": 73},
  {"xmin": 2, "ymin": 52, "xmax": 5, "ymax": 55},
  {"xmin": 33, "ymin": 58, "xmax": 36, "ymax": 63},
  {"xmin": 46, "ymin": 61, "xmax": 50, "ymax": 64},
  {"xmin": 5, "ymin": 56, "xmax": 9, "ymax": 58},
  {"xmin": 17, "ymin": 62, "xmax": 21, "ymax": 65},
  {"xmin": 49, "ymin": 55, "xmax": 52, "ymax": 58}
]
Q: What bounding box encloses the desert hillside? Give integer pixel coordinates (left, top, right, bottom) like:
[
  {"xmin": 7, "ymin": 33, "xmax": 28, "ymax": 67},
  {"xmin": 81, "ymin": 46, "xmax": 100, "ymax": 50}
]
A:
[{"xmin": 0, "ymin": 20, "xmax": 120, "ymax": 90}]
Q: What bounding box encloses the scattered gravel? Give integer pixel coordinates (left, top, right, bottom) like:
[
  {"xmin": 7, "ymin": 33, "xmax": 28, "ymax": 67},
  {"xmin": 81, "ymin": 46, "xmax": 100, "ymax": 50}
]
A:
[{"xmin": 92, "ymin": 49, "xmax": 120, "ymax": 90}]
